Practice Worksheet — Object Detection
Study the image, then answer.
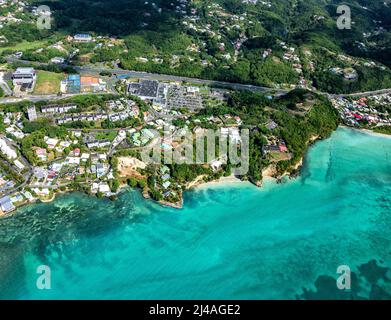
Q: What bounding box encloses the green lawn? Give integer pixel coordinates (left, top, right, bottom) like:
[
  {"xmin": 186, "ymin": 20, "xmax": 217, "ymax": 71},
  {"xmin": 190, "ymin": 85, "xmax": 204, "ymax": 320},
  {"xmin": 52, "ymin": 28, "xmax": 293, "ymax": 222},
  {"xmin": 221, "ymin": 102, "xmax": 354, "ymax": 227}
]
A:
[
  {"xmin": 34, "ymin": 70, "xmax": 65, "ymax": 95},
  {"xmin": 95, "ymin": 131, "xmax": 118, "ymax": 141},
  {"xmin": 0, "ymin": 40, "xmax": 48, "ymax": 54}
]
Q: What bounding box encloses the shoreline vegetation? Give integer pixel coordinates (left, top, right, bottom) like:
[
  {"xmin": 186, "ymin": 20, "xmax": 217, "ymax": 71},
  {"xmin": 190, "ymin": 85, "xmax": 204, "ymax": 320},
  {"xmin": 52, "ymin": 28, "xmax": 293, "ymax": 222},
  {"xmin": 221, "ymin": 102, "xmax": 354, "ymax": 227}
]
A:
[
  {"xmin": 0, "ymin": 128, "xmax": 343, "ymax": 215},
  {"xmin": 0, "ymin": 125, "xmax": 388, "ymax": 216},
  {"xmin": 0, "ymin": 87, "xmax": 388, "ymax": 217}
]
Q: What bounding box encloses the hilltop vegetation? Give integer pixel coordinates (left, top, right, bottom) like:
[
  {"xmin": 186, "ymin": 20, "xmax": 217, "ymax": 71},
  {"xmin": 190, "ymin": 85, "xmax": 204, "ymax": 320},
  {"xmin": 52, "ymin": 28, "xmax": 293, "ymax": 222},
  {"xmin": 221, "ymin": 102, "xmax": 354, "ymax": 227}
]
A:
[
  {"xmin": 227, "ymin": 89, "xmax": 340, "ymax": 179},
  {"xmin": 1, "ymin": 0, "xmax": 391, "ymax": 93}
]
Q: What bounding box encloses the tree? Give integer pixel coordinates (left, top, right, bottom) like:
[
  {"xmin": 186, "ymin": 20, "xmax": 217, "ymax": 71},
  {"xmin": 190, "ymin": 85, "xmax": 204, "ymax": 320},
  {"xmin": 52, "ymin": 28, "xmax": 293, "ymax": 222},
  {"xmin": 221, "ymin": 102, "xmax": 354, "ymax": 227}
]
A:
[
  {"xmin": 111, "ymin": 180, "xmax": 120, "ymax": 192},
  {"xmin": 127, "ymin": 177, "xmax": 138, "ymax": 188}
]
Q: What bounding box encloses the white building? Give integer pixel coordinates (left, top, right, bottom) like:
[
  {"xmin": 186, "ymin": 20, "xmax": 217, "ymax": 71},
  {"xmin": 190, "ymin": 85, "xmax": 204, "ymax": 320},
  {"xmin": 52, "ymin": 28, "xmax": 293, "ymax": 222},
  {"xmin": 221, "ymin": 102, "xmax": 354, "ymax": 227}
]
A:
[
  {"xmin": 50, "ymin": 57, "xmax": 65, "ymax": 64},
  {"xmin": 12, "ymin": 68, "xmax": 36, "ymax": 86},
  {"xmin": 0, "ymin": 138, "xmax": 17, "ymax": 160},
  {"xmin": 27, "ymin": 106, "xmax": 37, "ymax": 121},
  {"xmin": 14, "ymin": 159, "xmax": 25, "ymax": 170},
  {"xmin": 73, "ymin": 34, "xmax": 93, "ymax": 42}
]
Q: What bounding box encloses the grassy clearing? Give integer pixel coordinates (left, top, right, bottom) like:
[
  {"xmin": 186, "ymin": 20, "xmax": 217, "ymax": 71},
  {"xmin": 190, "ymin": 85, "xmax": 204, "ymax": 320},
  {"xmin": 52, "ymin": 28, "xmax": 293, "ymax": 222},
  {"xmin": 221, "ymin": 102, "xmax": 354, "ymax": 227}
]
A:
[
  {"xmin": 95, "ymin": 131, "xmax": 118, "ymax": 141},
  {"xmin": 0, "ymin": 40, "xmax": 48, "ymax": 54},
  {"xmin": 34, "ymin": 70, "xmax": 65, "ymax": 95}
]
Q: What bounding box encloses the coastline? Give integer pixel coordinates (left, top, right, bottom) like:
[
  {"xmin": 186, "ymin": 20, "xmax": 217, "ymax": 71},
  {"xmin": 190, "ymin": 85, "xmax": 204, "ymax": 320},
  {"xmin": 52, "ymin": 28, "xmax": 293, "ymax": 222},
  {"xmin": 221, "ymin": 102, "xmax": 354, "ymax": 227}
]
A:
[
  {"xmin": 191, "ymin": 174, "xmax": 247, "ymax": 190},
  {"xmin": 1, "ymin": 126, "xmax": 388, "ymax": 217},
  {"xmin": 354, "ymin": 128, "xmax": 391, "ymax": 139}
]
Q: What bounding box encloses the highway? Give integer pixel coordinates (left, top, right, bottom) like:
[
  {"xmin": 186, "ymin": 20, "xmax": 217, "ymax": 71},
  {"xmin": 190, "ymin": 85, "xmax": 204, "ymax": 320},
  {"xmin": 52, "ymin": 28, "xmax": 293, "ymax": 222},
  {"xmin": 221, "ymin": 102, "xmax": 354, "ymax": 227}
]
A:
[
  {"xmin": 2, "ymin": 56, "xmax": 391, "ymax": 103},
  {"xmin": 75, "ymin": 65, "xmax": 287, "ymax": 94},
  {"xmin": 6, "ymin": 56, "xmax": 284, "ymax": 93},
  {"xmin": 5, "ymin": 56, "xmax": 287, "ymax": 95},
  {"xmin": 330, "ymin": 88, "xmax": 391, "ymax": 99}
]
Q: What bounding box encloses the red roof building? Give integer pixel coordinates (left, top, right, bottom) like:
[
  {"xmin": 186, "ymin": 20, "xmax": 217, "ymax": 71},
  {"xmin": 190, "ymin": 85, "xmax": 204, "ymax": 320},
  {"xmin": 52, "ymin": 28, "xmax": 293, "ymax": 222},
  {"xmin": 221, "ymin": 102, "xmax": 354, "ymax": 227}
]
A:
[{"xmin": 279, "ymin": 144, "xmax": 288, "ymax": 152}]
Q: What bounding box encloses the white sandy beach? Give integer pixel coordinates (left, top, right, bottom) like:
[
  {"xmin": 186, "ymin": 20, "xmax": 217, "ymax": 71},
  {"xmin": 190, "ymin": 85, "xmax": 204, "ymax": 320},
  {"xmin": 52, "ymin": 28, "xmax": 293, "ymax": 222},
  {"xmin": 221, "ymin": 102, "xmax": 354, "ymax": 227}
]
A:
[{"xmin": 194, "ymin": 175, "xmax": 251, "ymax": 190}]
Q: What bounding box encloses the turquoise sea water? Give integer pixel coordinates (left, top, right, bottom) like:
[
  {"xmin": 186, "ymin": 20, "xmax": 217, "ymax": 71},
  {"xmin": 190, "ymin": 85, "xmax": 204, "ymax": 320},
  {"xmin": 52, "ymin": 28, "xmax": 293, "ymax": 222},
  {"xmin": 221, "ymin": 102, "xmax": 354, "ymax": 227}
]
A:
[{"xmin": 0, "ymin": 127, "xmax": 390, "ymax": 299}]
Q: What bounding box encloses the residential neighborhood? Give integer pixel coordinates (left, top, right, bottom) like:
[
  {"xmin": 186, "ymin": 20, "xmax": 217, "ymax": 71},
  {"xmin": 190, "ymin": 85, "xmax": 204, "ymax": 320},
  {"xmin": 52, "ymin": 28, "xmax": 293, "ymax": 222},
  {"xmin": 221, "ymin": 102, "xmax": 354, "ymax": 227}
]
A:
[
  {"xmin": 0, "ymin": 79, "xmax": 250, "ymax": 215},
  {"xmin": 331, "ymin": 94, "xmax": 391, "ymax": 128}
]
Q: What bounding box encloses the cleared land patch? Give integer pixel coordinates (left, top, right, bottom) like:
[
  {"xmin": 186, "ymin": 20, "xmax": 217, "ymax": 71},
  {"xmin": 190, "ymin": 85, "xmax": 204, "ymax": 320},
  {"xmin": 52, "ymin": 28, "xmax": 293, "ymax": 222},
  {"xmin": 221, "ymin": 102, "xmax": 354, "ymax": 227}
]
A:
[{"xmin": 34, "ymin": 71, "xmax": 65, "ymax": 95}]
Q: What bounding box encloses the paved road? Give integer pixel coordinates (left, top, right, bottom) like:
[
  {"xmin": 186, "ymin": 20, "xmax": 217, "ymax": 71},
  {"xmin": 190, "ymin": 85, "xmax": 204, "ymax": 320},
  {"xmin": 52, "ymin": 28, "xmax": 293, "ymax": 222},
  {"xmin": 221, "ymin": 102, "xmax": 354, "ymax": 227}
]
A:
[
  {"xmin": 75, "ymin": 65, "xmax": 286, "ymax": 94},
  {"xmin": 6, "ymin": 56, "xmax": 286, "ymax": 94},
  {"xmin": 330, "ymin": 88, "xmax": 391, "ymax": 99},
  {"xmin": 6, "ymin": 56, "xmax": 391, "ymax": 100}
]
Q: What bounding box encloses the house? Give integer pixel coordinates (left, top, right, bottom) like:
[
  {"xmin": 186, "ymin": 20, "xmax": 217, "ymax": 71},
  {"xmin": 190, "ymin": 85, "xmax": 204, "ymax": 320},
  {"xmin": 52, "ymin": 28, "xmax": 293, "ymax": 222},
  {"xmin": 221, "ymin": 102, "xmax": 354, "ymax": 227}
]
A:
[
  {"xmin": 41, "ymin": 104, "xmax": 77, "ymax": 114},
  {"xmin": 27, "ymin": 106, "xmax": 37, "ymax": 121},
  {"xmin": 98, "ymin": 153, "xmax": 107, "ymax": 161},
  {"xmin": 60, "ymin": 80, "xmax": 68, "ymax": 93},
  {"xmin": 0, "ymin": 139, "xmax": 17, "ymax": 159},
  {"xmin": 344, "ymin": 68, "xmax": 358, "ymax": 81},
  {"xmin": 86, "ymin": 140, "xmax": 111, "ymax": 149},
  {"xmin": 73, "ymin": 148, "xmax": 81, "ymax": 157},
  {"xmin": 10, "ymin": 193, "xmax": 24, "ymax": 204},
  {"xmin": 45, "ymin": 137, "xmax": 59, "ymax": 149},
  {"xmin": 14, "ymin": 159, "xmax": 25, "ymax": 170},
  {"xmin": 0, "ymin": 196, "xmax": 15, "ymax": 214},
  {"xmin": 32, "ymin": 188, "xmax": 50, "ymax": 197},
  {"xmin": 262, "ymin": 145, "xmax": 280, "ymax": 154},
  {"xmin": 162, "ymin": 174, "xmax": 170, "ymax": 181},
  {"xmin": 279, "ymin": 144, "xmax": 288, "ymax": 153},
  {"xmin": 35, "ymin": 148, "xmax": 47, "ymax": 161},
  {"xmin": 98, "ymin": 183, "xmax": 110, "ymax": 194},
  {"xmin": 91, "ymin": 183, "xmax": 99, "ymax": 193},
  {"xmin": 73, "ymin": 34, "xmax": 93, "ymax": 42},
  {"xmin": 51, "ymin": 162, "xmax": 63, "ymax": 172},
  {"xmin": 229, "ymin": 127, "xmax": 241, "ymax": 143},
  {"xmin": 51, "ymin": 57, "xmax": 65, "ymax": 64},
  {"xmin": 59, "ymin": 141, "xmax": 71, "ymax": 148},
  {"xmin": 162, "ymin": 181, "xmax": 171, "ymax": 189},
  {"xmin": 96, "ymin": 163, "xmax": 106, "ymax": 178},
  {"xmin": 6, "ymin": 126, "xmax": 25, "ymax": 139},
  {"xmin": 187, "ymin": 86, "xmax": 199, "ymax": 95},
  {"xmin": 23, "ymin": 191, "xmax": 35, "ymax": 202},
  {"xmin": 81, "ymin": 153, "xmax": 90, "ymax": 162},
  {"xmin": 163, "ymin": 191, "xmax": 172, "ymax": 198},
  {"xmin": 67, "ymin": 157, "xmax": 80, "ymax": 165},
  {"xmin": 210, "ymin": 159, "xmax": 223, "ymax": 171},
  {"xmin": 266, "ymin": 120, "xmax": 278, "ymax": 130}
]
